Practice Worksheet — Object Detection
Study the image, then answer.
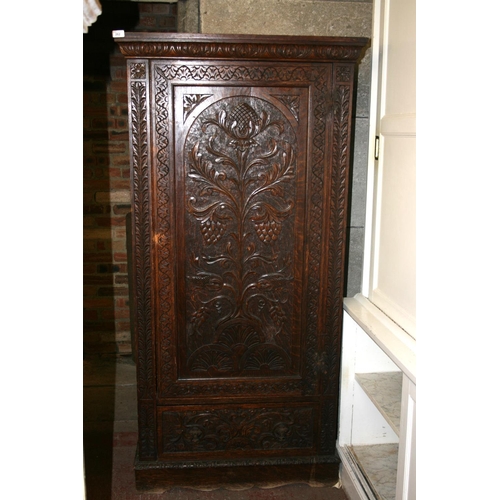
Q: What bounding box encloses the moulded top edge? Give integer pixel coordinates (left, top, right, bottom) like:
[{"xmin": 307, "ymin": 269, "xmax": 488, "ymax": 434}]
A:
[
  {"xmin": 114, "ymin": 32, "xmax": 370, "ymax": 62},
  {"xmin": 116, "ymin": 32, "xmax": 369, "ymax": 45}
]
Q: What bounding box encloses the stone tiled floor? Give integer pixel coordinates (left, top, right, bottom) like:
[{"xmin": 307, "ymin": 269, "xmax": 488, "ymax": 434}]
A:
[{"xmin": 83, "ymin": 356, "xmax": 349, "ymax": 500}]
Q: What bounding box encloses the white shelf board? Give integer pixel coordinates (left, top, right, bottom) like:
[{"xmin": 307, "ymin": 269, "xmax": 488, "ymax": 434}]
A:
[
  {"xmin": 355, "ymin": 371, "xmax": 402, "ymax": 436},
  {"xmin": 351, "ymin": 443, "xmax": 399, "ymax": 500},
  {"xmin": 344, "ymin": 294, "xmax": 416, "ymax": 383}
]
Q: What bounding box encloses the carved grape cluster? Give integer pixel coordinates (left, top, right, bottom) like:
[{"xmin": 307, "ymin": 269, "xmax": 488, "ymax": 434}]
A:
[
  {"xmin": 254, "ymin": 218, "xmax": 282, "ymax": 243},
  {"xmin": 200, "ymin": 216, "xmax": 226, "ymax": 245}
]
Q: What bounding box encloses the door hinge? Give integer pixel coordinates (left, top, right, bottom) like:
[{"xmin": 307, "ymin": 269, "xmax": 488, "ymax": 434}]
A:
[{"xmin": 374, "ymin": 135, "xmax": 380, "ymax": 161}]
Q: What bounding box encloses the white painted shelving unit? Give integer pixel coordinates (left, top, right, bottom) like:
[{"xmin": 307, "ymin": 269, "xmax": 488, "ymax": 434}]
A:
[
  {"xmin": 337, "ymin": 0, "xmax": 415, "ymax": 496},
  {"xmin": 338, "ymin": 295, "xmax": 415, "ymax": 500}
]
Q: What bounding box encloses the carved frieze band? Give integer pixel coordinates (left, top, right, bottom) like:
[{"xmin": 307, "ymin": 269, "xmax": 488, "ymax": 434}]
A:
[
  {"xmin": 161, "ymin": 406, "xmax": 314, "ymax": 454},
  {"xmin": 118, "ymin": 40, "xmax": 366, "ymax": 62}
]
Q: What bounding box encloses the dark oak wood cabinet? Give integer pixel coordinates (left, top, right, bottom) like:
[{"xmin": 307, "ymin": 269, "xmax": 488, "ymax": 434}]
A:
[{"xmin": 115, "ymin": 33, "xmax": 368, "ymax": 490}]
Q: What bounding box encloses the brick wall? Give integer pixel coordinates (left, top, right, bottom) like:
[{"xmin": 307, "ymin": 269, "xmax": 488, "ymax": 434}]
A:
[{"xmin": 83, "ymin": 1, "xmax": 178, "ymax": 357}]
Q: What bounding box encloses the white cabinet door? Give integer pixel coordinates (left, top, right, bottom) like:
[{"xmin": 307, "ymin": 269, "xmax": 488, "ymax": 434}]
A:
[{"xmin": 364, "ymin": 0, "xmax": 416, "ymax": 339}]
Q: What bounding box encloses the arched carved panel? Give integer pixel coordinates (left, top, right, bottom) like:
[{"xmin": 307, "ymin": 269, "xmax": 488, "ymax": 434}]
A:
[{"xmin": 180, "ymin": 96, "xmax": 299, "ymax": 379}]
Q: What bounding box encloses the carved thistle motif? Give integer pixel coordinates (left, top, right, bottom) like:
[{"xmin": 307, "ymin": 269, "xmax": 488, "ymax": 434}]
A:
[
  {"xmin": 161, "ymin": 407, "xmax": 314, "ymax": 453},
  {"xmin": 183, "ymin": 97, "xmax": 297, "ymax": 378}
]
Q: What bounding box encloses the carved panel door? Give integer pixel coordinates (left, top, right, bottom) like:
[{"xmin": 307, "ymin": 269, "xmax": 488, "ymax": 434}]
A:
[{"xmin": 117, "ymin": 33, "xmax": 368, "ymax": 489}]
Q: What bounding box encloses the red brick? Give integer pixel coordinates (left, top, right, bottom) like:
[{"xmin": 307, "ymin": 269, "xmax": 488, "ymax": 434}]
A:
[
  {"xmin": 83, "ymin": 156, "xmax": 97, "ymax": 168},
  {"xmin": 112, "ymin": 155, "xmax": 131, "ymax": 167},
  {"xmin": 109, "ymin": 130, "xmax": 129, "ymax": 141},
  {"xmin": 84, "ymin": 103, "xmax": 108, "ymax": 115},
  {"xmin": 114, "ymin": 275, "xmax": 130, "ymax": 285},
  {"xmin": 95, "ymin": 156, "xmax": 111, "ymax": 167},
  {"xmin": 95, "ymin": 216, "xmax": 112, "ymax": 227},
  {"xmin": 83, "ymin": 253, "xmax": 113, "ymax": 263},
  {"xmin": 158, "ymin": 17, "xmax": 176, "ymax": 29},
  {"xmin": 111, "ymin": 67, "xmax": 127, "ymax": 81},
  {"xmin": 109, "ymin": 179, "xmax": 131, "ymax": 190},
  {"xmin": 83, "ymin": 168, "xmax": 94, "ymax": 179},
  {"xmin": 82, "ymin": 0, "xmax": 178, "ymax": 356},
  {"xmin": 111, "ymin": 239, "xmax": 127, "ymax": 252},
  {"xmin": 152, "ymin": 3, "xmax": 173, "ymax": 13},
  {"xmin": 113, "ymin": 228, "xmax": 127, "ymax": 240},
  {"xmin": 83, "ymin": 298, "xmax": 114, "ymax": 309},
  {"xmin": 98, "ymin": 287, "xmax": 129, "ymax": 297},
  {"xmin": 117, "ymin": 93, "xmax": 129, "ymax": 104},
  {"xmin": 83, "ymin": 285, "xmax": 100, "ymax": 296},
  {"xmin": 91, "ymin": 117, "xmax": 110, "ymax": 130},
  {"xmin": 117, "ymin": 343, "xmax": 132, "ymax": 355},
  {"xmin": 83, "ymin": 205, "xmax": 111, "ymax": 215},
  {"xmin": 138, "ymin": 16, "xmax": 156, "ymax": 27},
  {"xmin": 84, "ymin": 342, "xmax": 117, "ymax": 354},
  {"xmin": 83, "ymin": 179, "xmax": 111, "ymax": 190},
  {"xmin": 113, "ymin": 204, "xmax": 131, "ymax": 215},
  {"xmin": 83, "ymin": 310, "xmax": 99, "ymax": 321},
  {"xmin": 116, "ymin": 320, "xmax": 131, "ymax": 332},
  {"xmin": 84, "ymin": 275, "xmax": 113, "ymax": 285},
  {"xmin": 114, "ymin": 298, "xmax": 129, "ymax": 308},
  {"xmin": 109, "ymin": 81, "xmax": 127, "ymax": 93},
  {"xmin": 83, "ymin": 216, "xmax": 96, "ymax": 227},
  {"xmin": 84, "ymin": 320, "xmax": 116, "ymax": 333},
  {"xmin": 96, "ymin": 241, "xmax": 113, "ymax": 251},
  {"xmin": 106, "ymin": 93, "xmax": 117, "ymax": 106},
  {"xmin": 83, "ymin": 332, "xmax": 101, "ymax": 344},
  {"xmin": 83, "ymin": 241, "xmax": 96, "ymax": 253},
  {"xmin": 108, "ymin": 168, "xmax": 122, "ymax": 178},
  {"xmin": 109, "ymin": 105, "xmax": 128, "ymax": 117},
  {"xmin": 113, "ymin": 251, "xmax": 128, "ymax": 262},
  {"xmin": 109, "ymin": 54, "xmax": 126, "ymax": 67},
  {"xmin": 83, "ymin": 264, "xmax": 97, "ymax": 274},
  {"xmin": 101, "ymin": 308, "xmax": 130, "ymax": 320},
  {"xmin": 83, "ymin": 192, "xmax": 94, "ymax": 204},
  {"xmin": 93, "ymin": 142, "xmax": 126, "ymax": 154},
  {"xmin": 139, "ymin": 3, "xmax": 153, "ymax": 13}
]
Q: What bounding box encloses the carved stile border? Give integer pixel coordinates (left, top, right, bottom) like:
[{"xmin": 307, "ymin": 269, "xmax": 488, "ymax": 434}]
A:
[
  {"xmin": 129, "ymin": 60, "xmax": 157, "ymax": 460},
  {"xmin": 320, "ymin": 64, "xmax": 354, "ymax": 453}
]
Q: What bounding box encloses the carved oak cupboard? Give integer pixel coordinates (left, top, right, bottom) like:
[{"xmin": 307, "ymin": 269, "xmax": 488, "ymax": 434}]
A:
[{"xmin": 115, "ymin": 33, "xmax": 368, "ymax": 490}]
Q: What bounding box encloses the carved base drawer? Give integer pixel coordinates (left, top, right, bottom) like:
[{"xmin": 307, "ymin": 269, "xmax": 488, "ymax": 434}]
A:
[{"xmin": 158, "ymin": 403, "xmax": 317, "ymax": 459}]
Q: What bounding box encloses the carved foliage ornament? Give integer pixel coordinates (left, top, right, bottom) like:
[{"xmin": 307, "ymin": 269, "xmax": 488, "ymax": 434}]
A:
[{"xmin": 184, "ymin": 97, "xmax": 296, "ymax": 378}]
